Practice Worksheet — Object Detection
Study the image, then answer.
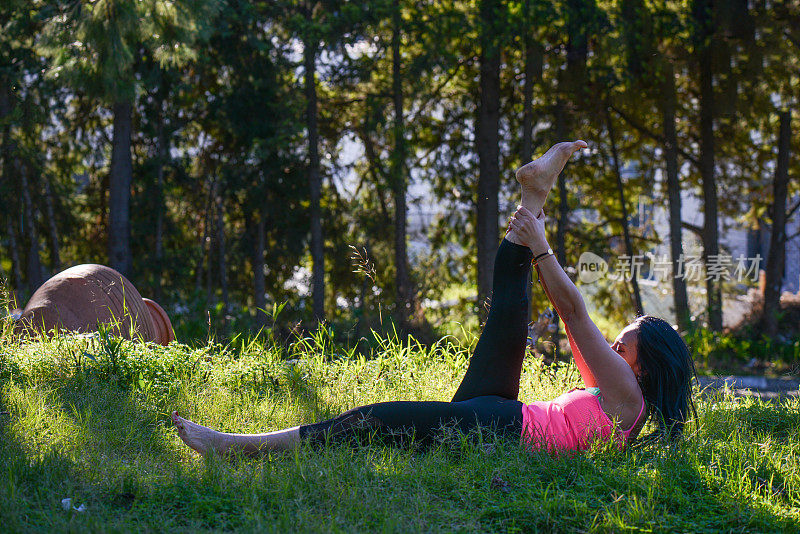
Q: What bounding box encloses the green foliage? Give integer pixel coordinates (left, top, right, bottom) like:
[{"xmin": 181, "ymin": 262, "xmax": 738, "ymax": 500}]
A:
[
  {"xmin": 37, "ymin": 0, "xmax": 219, "ymax": 103},
  {"xmin": 687, "ymin": 325, "xmax": 800, "ymax": 372}
]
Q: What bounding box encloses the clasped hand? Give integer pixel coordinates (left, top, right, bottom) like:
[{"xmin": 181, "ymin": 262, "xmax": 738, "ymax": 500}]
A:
[{"xmin": 508, "ymin": 206, "xmax": 549, "ymax": 252}]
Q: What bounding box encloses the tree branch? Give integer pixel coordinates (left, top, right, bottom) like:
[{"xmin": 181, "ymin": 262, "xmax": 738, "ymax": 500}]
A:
[
  {"xmin": 326, "ymin": 92, "xmax": 391, "ymax": 107},
  {"xmin": 406, "ymin": 57, "xmax": 471, "ymax": 125},
  {"xmin": 681, "ymin": 221, "xmax": 704, "ymax": 237},
  {"xmin": 601, "ymin": 233, "xmax": 660, "ymax": 244},
  {"xmin": 609, "ymin": 104, "xmax": 701, "ymax": 168},
  {"xmin": 408, "ymin": 108, "xmax": 471, "ymax": 169},
  {"xmin": 358, "ymin": 126, "xmax": 390, "ymax": 221},
  {"xmin": 784, "ymin": 30, "xmax": 800, "ymax": 50},
  {"xmin": 786, "ymin": 228, "xmax": 800, "ymax": 241},
  {"xmin": 786, "ymin": 197, "xmax": 800, "ymax": 219}
]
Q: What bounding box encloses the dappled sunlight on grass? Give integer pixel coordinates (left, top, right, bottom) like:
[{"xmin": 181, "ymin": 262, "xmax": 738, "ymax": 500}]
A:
[{"xmin": 0, "ymin": 327, "xmax": 798, "ymax": 531}]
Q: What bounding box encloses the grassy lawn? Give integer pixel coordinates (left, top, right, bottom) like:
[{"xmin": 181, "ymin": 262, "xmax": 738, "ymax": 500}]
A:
[{"xmin": 1, "ymin": 326, "xmax": 798, "ymax": 533}]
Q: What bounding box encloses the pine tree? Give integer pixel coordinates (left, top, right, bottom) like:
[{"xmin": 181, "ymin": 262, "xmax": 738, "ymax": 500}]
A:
[{"xmin": 38, "ymin": 0, "xmax": 218, "ymax": 276}]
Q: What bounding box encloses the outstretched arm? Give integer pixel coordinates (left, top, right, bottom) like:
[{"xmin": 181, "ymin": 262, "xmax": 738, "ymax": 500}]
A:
[
  {"xmin": 509, "ymin": 207, "xmax": 640, "ymax": 425},
  {"xmin": 535, "ymin": 268, "xmax": 598, "ymax": 387},
  {"xmin": 512, "ymin": 210, "xmax": 597, "ymax": 387},
  {"xmin": 564, "ymin": 324, "xmax": 598, "ymax": 387}
]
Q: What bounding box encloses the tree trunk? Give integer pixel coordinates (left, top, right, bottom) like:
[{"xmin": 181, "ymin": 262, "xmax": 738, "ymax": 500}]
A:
[
  {"xmin": 305, "ymin": 30, "xmax": 325, "ymax": 323},
  {"xmin": 216, "ymin": 195, "xmax": 229, "ymax": 315},
  {"xmin": 660, "ymin": 61, "xmax": 691, "ymax": 332},
  {"xmin": 553, "ymin": 99, "xmax": 567, "ymax": 361},
  {"xmin": 391, "ymin": 6, "xmax": 414, "ymax": 329},
  {"xmin": 20, "ymin": 164, "xmax": 44, "ymax": 291},
  {"xmin": 5, "ymin": 214, "xmax": 25, "ymax": 305},
  {"xmin": 252, "ymin": 212, "xmax": 267, "ymax": 327},
  {"xmin": 763, "ymin": 110, "xmax": 791, "ymax": 336},
  {"xmin": 206, "ymin": 179, "xmax": 216, "ymax": 304},
  {"xmin": 194, "ymin": 174, "xmax": 214, "ymax": 295},
  {"xmin": 605, "ymin": 106, "xmax": 644, "ymax": 316},
  {"xmin": 0, "ymin": 83, "xmax": 25, "ymax": 302},
  {"xmin": 153, "ymin": 83, "xmax": 169, "ymax": 302},
  {"xmin": 476, "ymin": 0, "xmax": 502, "ymax": 318},
  {"xmin": 694, "ymin": 0, "xmax": 723, "ymax": 331},
  {"xmin": 554, "ymin": 100, "xmax": 568, "ymax": 267},
  {"xmin": 42, "ymin": 176, "xmax": 61, "ymax": 273},
  {"xmin": 699, "ymin": 60, "xmax": 722, "ymax": 330},
  {"xmin": 521, "ymin": 24, "xmax": 543, "ymax": 318},
  {"xmin": 520, "ymin": 20, "xmax": 543, "ymax": 164},
  {"xmin": 109, "ymin": 100, "xmax": 133, "ymax": 276}
]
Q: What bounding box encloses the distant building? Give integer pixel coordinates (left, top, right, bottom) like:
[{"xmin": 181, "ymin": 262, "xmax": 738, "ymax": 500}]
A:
[{"xmin": 643, "ymin": 168, "xmax": 799, "ymax": 295}]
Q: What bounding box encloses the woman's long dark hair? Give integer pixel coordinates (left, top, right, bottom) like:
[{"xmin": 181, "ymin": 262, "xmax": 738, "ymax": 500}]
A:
[{"xmin": 632, "ymin": 315, "xmax": 697, "ymax": 439}]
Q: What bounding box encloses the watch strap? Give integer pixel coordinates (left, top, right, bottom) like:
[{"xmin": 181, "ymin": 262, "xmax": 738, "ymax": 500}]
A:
[{"xmin": 533, "ymin": 248, "xmax": 554, "ymax": 265}]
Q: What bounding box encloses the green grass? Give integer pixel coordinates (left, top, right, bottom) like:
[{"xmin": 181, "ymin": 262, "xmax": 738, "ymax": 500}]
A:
[{"xmin": 1, "ymin": 325, "xmax": 799, "ymax": 533}]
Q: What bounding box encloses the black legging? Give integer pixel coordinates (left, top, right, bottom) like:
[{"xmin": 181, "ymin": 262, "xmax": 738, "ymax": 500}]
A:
[{"xmin": 299, "ymin": 238, "xmax": 534, "ymax": 447}]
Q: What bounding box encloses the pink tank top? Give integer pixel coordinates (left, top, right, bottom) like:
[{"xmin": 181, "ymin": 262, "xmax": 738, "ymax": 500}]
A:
[{"xmin": 520, "ymin": 388, "xmax": 645, "ymax": 452}]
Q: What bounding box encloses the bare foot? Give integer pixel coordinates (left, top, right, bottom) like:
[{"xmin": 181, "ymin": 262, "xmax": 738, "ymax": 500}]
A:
[
  {"xmin": 515, "ymin": 140, "xmax": 587, "ymax": 214},
  {"xmin": 172, "ymin": 411, "xmax": 225, "ymax": 456},
  {"xmin": 516, "ymin": 140, "xmax": 588, "ymax": 192}
]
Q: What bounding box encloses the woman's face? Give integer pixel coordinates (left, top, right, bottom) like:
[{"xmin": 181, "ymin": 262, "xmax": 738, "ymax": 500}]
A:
[{"xmin": 612, "ymin": 324, "xmax": 640, "ymax": 377}]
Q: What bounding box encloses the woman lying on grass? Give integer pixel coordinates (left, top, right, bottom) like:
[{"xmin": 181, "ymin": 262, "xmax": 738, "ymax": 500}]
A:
[{"xmin": 173, "ymin": 140, "xmax": 696, "ymax": 456}]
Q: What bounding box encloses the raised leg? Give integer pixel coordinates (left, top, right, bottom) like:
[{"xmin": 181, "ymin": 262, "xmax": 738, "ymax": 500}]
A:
[
  {"xmin": 453, "ymin": 140, "xmax": 585, "ymax": 402},
  {"xmin": 451, "ymin": 238, "xmax": 533, "ymax": 402}
]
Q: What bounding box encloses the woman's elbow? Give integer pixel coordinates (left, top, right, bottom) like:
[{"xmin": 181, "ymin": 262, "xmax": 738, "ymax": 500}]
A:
[{"xmin": 560, "ymin": 300, "xmax": 588, "ymax": 326}]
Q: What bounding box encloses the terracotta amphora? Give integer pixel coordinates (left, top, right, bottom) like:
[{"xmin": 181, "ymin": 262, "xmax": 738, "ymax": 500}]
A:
[{"xmin": 14, "ymin": 264, "xmax": 175, "ymax": 345}]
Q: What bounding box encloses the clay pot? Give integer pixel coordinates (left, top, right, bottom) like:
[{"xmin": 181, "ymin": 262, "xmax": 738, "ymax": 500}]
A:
[
  {"xmin": 142, "ymin": 298, "xmax": 175, "ymax": 345},
  {"xmin": 14, "ymin": 264, "xmax": 175, "ymax": 345}
]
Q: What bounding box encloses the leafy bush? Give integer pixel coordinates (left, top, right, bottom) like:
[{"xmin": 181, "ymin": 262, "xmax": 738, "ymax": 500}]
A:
[{"xmin": 686, "ymin": 325, "xmax": 800, "ymax": 372}]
